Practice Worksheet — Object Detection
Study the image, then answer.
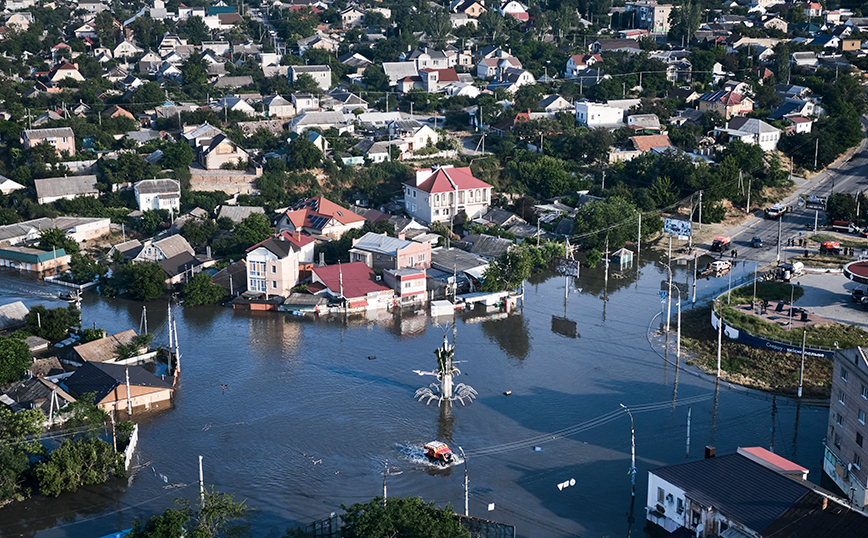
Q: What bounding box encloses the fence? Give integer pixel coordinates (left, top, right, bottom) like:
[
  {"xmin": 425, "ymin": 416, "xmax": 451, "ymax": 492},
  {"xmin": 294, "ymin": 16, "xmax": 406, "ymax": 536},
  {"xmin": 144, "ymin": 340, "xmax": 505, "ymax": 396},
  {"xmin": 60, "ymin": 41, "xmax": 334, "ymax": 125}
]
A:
[{"xmin": 44, "ymin": 275, "xmax": 97, "ymax": 291}]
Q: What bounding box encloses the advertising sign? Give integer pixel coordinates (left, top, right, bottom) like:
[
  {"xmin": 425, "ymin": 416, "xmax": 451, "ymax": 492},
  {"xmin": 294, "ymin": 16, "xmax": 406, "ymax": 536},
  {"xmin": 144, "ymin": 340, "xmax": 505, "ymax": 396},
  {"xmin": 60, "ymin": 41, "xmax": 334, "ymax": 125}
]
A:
[{"xmin": 663, "ymin": 218, "xmax": 692, "ymax": 237}]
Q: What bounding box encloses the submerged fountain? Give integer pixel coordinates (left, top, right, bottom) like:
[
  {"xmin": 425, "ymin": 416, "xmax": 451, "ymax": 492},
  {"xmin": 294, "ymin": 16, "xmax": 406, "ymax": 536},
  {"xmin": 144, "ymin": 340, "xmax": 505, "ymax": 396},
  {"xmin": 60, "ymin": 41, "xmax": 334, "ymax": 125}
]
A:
[{"xmin": 414, "ymin": 331, "xmax": 477, "ymax": 407}]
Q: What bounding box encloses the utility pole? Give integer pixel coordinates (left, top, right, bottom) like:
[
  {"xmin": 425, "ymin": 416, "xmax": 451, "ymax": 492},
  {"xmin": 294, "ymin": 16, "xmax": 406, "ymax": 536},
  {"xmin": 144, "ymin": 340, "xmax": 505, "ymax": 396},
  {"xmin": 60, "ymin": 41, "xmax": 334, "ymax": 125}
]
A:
[
  {"xmin": 692, "ymin": 254, "xmax": 697, "ymax": 304},
  {"xmin": 698, "ymin": 191, "xmax": 702, "ymax": 230},
  {"xmin": 199, "ymin": 455, "xmax": 205, "ymax": 503},
  {"xmin": 666, "ymin": 236, "xmax": 672, "ymax": 333},
  {"xmin": 637, "ymin": 213, "xmax": 641, "ymax": 255},
  {"xmin": 814, "ymin": 138, "xmax": 819, "ymax": 170},
  {"xmin": 746, "ymin": 179, "xmax": 751, "ymax": 214},
  {"xmin": 798, "ymin": 328, "xmax": 806, "ymax": 398},
  {"xmin": 620, "ymin": 404, "xmax": 636, "ymax": 497},
  {"xmin": 125, "ymin": 366, "xmax": 132, "ymax": 416},
  {"xmin": 716, "ymin": 302, "xmax": 723, "ymax": 378},
  {"xmin": 383, "ymin": 461, "xmax": 388, "ymax": 503},
  {"xmin": 460, "ymin": 447, "xmax": 468, "ymax": 516},
  {"xmin": 776, "ymin": 214, "xmax": 783, "ymax": 262}
]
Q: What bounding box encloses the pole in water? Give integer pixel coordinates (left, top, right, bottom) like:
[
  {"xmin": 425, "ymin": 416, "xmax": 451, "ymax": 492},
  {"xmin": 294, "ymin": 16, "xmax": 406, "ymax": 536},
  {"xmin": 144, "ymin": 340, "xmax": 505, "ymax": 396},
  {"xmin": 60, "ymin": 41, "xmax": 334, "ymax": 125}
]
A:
[
  {"xmin": 716, "ymin": 303, "xmax": 723, "ymax": 378},
  {"xmin": 798, "ymin": 328, "xmax": 806, "ymax": 398},
  {"xmin": 199, "ymin": 455, "xmax": 205, "ymax": 503},
  {"xmin": 685, "ymin": 407, "xmax": 691, "ymax": 459}
]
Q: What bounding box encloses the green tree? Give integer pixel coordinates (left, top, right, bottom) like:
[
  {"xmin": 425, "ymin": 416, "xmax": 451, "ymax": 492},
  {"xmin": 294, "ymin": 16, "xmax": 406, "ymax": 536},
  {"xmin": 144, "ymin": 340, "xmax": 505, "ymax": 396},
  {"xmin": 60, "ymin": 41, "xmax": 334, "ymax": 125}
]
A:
[
  {"xmin": 25, "ymin": 305, "xmax": 81, "ymax": 341},
  {"xmin": 182, "ymin": 16, "xmax": 209, "ymax": 45},
  {"xmin": 669, "ymin": 0, "xmax": 702, "ymax": 44},
  {"xmin": 182, "ymin": 273, "xmax": 225, "ymax": 306},
  {"xmin": 68, "ymin": 253, "xmax": 107, "ymax": 284},
  {"xmin": 362, "ymin": 64, "xmax": 389, "ymax": 92},
  {"xmin": 0, "ymin": 336, "xmax": 30, "ymax": 385},
  {"xmin": 182, "ymin": 52, "xmax": 208, "ymax": 86},
  {"xmin": 131, "ymin": 81, "xmax": 166, "ymax": 105},
  {"xmin": 162, "ymin": 142, "xmax": 195, "ymax": 170},
  {"xmin": 289, "ymin": 73, "xmax": 324, "ymax": 95},
  {"xmin": 141, "ymin": 209, "xmax": 169, "ymax": 234},
  {"xmin": 35, "ymin": 436, "xmax": 124, "ymax": 497},
  {"xmin": 121, "ymin": 262, "xmax": 167, "ymax": 301},
  {"xmin": 286, "ymin": 138, "xmax": 323, "ymax": 170},
  {"xmin": 38, "ymin": 227, "xmax": 79, "ymax": 255},
  {"xmin": 129, "ymin": 487, "xmax": 251, "ymax": 538},
  {"xmin": 93, "ymin": 11, "xmax": 116, "ymax": 46},
  {"xmin": 826, "ymin": 192, "xmax": 857, "ymax": 222},
  {"xmin": 338, "ymin": 496, "xmax": 469, "ymax": 538},
  {"xmin": 80, "ymin": 328, "xmax": 104, "ymax": 343},
  {"xmin": 233, "ymin": 213, "xmax": 272, "ymax": 248},
  {"xmin": 482, "ymin": 247, "xmax": 534, "ymax": 292},
  {"xmin": 0, "ymin": 407, "xmax": 44, "ymax": 501}
]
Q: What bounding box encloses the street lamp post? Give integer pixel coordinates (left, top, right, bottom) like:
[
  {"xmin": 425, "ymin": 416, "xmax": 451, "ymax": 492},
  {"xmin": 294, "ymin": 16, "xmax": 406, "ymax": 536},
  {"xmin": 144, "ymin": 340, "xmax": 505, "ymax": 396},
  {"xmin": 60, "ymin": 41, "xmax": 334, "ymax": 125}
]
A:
[
  {"xmin": 788, "ymin": 282, "xmax": 796, "ymax": 329},
  {"xmin": 619, "ymin": 404, "xmax": 636, "ymax": 497},
  {"xmin": 459, "ymin": 447, "xmax": 468, "ymax": 516}
]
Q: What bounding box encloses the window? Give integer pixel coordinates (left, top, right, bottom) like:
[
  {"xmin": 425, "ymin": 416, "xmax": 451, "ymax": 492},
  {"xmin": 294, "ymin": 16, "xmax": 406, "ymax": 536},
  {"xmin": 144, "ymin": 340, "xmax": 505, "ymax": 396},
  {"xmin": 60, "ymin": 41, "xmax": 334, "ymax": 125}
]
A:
[
  {"xmin": 676, "ymin": 498, "xmax": 684, "ymax": 514},
  {"xmin": 861, "ymin": 410, "xmax": 866, "ymax": 424},
  {"xmin": 691, "ymin": 511, "xmax": 701, "ymax": 527},
  {"xmin": 842, "ymin": 369, "xmax": 849, "ymax": 382},
  {"xmin": 862, "ymin": 385, "xmax": 868, "ymax": 399},
  {"xmin": 657, "ymin": 487, "xmax": 664, "ymax": 503},
  {"xmin": 858, "ymin": 432, "xmax": 864, "ymax": 447},
  {"xmin": 836, "ymin": 433, "xmax": 842, "ymax": 448},
  {"xmin": 271, "ymin": 265, "xmax": 276, "ymax": 274},
  {"xmin": 841, "ymin": 391, "xmax": 847, "ymax": 405},
  {"xmin": 419, "ymin": 253, "xmax": 425, "ymax": 262},
  {"xmin": 837, "ymin": 413, "xmax": 844, "ymax": 426},
  {"xmin": 856, "ymin": 453, "xmax": 863, "ymax": 470},
  {"xmin": 409, "ymin": 256, "xmax": 414, "ymax": 266},
  {"xmin": 271, "ymin": 281, "xmax": 276, "ymax": 289}
]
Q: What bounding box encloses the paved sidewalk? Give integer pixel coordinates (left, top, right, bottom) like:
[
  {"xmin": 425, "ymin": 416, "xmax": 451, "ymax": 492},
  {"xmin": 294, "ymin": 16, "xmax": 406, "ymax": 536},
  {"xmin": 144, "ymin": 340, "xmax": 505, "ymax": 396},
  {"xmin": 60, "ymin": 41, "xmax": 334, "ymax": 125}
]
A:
[{"xmin": 792, "ymin": 272, "xmax": 868, "ymax": 328}]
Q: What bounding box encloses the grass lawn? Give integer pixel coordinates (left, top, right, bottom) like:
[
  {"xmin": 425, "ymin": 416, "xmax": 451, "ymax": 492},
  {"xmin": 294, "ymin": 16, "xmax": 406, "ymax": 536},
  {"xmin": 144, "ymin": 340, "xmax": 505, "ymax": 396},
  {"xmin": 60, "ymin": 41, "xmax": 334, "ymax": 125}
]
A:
[
  {"xmin": 789, "ymin": 253, "xmax": 851, "ymax": 268},
  {"xmin": 726, "ymin": 281, "xmax": 804, "ymax": 304},
  {"xmin": 680, "ymin": 305, "xmax": 832, "ymax": 398},
  {"xmin": 806, "ymin": 234, "xmax": 868, "ymax": 248}
]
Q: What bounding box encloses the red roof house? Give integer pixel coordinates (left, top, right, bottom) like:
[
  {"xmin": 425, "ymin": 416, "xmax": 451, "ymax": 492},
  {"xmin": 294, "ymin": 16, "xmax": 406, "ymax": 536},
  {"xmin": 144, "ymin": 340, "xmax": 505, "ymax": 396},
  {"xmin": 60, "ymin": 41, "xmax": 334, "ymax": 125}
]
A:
[
  {"xmin": 311, "ymin": 261, "xmax": 394, "ymax": 308},
  {"xmin": 276, "ymin": 196, "xmax": 366, "ymax": 239},
  {"xmin": 403, "ymin": 165, "xmax": 494, "ymax": 224}
]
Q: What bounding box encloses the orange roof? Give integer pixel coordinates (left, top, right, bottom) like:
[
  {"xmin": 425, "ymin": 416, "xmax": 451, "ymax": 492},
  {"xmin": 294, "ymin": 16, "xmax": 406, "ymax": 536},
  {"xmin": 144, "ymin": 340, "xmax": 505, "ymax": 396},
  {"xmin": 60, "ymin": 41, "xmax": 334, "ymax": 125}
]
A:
[
  {"xmin": 284, "ymin": 196, "xmax": 365, "ymax": 232},
  {"xmin": 420, "ymin": 68, "xmax": 459, "ymax": 82},
  {"xmin": 312, "ymin": 261, "xmax": 392, "ymax": 299},
  {"xmin": 409, "ymin": 167, "xmax": 493, "ymax": 194},
  {"xmin": 739, "ymin": 447, "xmax": 808, "ymax": 472},
  {"xmin": 630, "ymin": 134, "xmax": 673, "ymax": 152}
]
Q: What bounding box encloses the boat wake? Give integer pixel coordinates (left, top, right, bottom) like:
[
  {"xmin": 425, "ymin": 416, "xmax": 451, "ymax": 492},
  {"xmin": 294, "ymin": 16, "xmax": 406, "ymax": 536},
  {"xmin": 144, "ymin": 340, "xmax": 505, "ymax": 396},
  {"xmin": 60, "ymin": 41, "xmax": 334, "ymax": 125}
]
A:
[{"xmin": 394, "ymin": 443, "xmax": 463, "ymax": 469}]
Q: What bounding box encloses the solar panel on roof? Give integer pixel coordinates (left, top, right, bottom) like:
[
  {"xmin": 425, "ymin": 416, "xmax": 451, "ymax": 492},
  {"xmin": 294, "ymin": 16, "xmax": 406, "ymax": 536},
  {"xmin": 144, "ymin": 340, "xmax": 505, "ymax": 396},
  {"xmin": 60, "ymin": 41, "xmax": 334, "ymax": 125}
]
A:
[{"xmin": 308, "ymin": 216, "xmax": 329, "ymax": 228}]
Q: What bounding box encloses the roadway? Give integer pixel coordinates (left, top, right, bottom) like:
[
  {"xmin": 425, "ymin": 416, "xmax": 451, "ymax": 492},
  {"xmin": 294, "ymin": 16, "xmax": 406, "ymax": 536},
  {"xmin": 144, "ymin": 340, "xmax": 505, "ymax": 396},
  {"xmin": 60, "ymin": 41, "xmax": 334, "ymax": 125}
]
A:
[{"xmin": 703, "ymin": 116, "xmax": 868, "ymax": 268}]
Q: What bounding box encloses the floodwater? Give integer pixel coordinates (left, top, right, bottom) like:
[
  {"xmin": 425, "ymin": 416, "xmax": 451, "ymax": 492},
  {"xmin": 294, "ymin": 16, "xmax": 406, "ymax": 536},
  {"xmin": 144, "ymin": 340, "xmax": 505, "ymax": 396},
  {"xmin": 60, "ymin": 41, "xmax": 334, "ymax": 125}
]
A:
[{"xmin": 0, "ymin": 252, "xmax": 830, "ymax": 538}]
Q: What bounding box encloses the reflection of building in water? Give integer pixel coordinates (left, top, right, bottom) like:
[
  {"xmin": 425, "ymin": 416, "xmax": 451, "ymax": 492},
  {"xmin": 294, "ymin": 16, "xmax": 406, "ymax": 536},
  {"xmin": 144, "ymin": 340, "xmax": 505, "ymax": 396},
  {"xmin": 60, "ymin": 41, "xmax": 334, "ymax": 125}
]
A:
[
  {"xmin": 246, "ymin": 311, "xmax": 302, "ymax": 355},
  {"xmin": 387, "ymin": 309, "xmax": 428, "ymax": 337}
]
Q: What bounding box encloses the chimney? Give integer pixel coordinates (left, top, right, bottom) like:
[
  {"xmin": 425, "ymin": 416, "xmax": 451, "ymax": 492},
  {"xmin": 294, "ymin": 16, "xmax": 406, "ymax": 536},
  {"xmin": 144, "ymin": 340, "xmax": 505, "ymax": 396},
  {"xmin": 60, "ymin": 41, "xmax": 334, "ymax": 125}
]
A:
[
  {"xmin": 398, "ymin": 232, "xmax": 405, "ymax": 240},
  {"xmin": 705, "ymin": 446, "xmax": 716, "ymax": 459}
]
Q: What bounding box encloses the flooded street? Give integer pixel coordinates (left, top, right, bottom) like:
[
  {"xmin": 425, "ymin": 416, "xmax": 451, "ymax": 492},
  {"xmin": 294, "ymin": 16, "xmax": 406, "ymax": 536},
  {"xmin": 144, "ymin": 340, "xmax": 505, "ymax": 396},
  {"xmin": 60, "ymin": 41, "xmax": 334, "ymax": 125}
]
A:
[{"xmin": 0, "ymin": 253, "xmax": 830, "ymax": 538}]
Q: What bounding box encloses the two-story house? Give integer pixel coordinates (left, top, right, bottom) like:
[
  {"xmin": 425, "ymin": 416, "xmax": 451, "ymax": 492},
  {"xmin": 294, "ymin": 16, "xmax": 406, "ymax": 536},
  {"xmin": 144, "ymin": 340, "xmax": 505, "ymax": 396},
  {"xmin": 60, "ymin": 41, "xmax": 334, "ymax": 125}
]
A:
[
  {"xmin": 697, "ymin": 90, "xmax": 754, "ymax": 120},
  {"xmin": 276, "ymin": 196, "xmax": 366, "ymax": 238},
  {"xmin": 384, "ymin": 267, "xmax": 428, "ymax": 306},
  {"xmin": 451, "ymin": 0, "xmax": 486, "ymax": 16},
  {"xmin": 134, "ymin": 179, "xmax": 181, "ymax": 213},
  {"xmin": 403, "ymin": 165, "xmax": 493, "ymax": 224},
  {"xmin": 288, "ymin": 65, "xmax": 332, "ymax": 92},
  {"xmin": 625, "ymin": 0, "xmax": 672, "ymax": 34},
  {"xmin": 575, "ymin": 100, "xmax": 624, "ymax": 128},
  {"xmin": 349, "ymin": 232, "xmax": 432, "ymax": 271},
  {"xmin": 199, "ymin": 134, "xmax": 248, "ymax": 170},
  {"xmin": 340, "ymin": 6, "xmax": 365, "ymax": 27},
  {"xmin": 565, "ymin": 54, "xmax": 602, "ymax": 78},
  {"xmin": 263, "ymin": 94, "xmax": 295, "ymax": 117},
  {"xmin": 22, "ymin": 127, "xmax": 75, "ymax": 156},
  {"xmin": 245, "ymin": 231, "xmax": 315, "ymax": 296}
]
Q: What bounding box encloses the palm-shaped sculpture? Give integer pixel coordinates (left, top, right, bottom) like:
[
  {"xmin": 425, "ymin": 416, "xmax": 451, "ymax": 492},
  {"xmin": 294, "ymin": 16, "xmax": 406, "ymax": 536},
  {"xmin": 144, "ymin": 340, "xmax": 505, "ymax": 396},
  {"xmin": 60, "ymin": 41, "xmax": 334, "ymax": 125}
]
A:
[{"xmin": 414, "ymin": 335, "xmax": 477, "ymax": 407}]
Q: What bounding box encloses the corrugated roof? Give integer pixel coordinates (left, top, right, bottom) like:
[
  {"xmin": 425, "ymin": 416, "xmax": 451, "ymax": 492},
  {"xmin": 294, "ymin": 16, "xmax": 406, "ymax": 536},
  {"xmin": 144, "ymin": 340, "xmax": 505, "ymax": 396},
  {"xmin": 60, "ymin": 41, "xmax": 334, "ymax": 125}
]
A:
[
  {"xmin": 151, "ymin": 235, "xmax": 194, "ymax": 259},
  {"xmin": 652, "ymin": 453, "xmax": 811, "ymax": 533},
  {"xmin": 0, "ymin": 301, "xmax": 28, "ymax": 331},
  {"xmin": 72, "ymin": 329, "xmax": 138, "ymax": 363},
  {"xmin": 217, "ymin": 205, "xmax": 265, "ymax": 224},
  {"xmin": 34, "ymin": 176, "xmax": 99, "ymax": 200},
  {"xmin": 23, "ymin": 127, "xmax": 74, "ymax": 139},
  {"xmin": 312, "ymin": 261, "xmax": 392, "ymax": 299},
  {"xmin": 0, "ymin": 246, "xmax": 67, "ymax": 264},
  {"xmin": 134, "ymin": 178, "xmax": 180, "ymax": 195},
  {"xmin": 630, "ymin": 134, "xmax": 673, "ymax": 152},
  {"xmin": 351, "ymin": 232, "xmax": 414, "ymax": 256}
]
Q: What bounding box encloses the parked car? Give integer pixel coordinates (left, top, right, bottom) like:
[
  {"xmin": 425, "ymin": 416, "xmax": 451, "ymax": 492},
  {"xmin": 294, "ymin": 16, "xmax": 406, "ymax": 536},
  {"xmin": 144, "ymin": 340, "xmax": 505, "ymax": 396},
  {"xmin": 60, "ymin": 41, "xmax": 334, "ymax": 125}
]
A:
[
  {"xmin": 752, "ymin": 236, "xmax": 763, "ymax": 248},
  {"xmin": 853, "ymin": 289, "xmax": 866, "ymax": 303}
]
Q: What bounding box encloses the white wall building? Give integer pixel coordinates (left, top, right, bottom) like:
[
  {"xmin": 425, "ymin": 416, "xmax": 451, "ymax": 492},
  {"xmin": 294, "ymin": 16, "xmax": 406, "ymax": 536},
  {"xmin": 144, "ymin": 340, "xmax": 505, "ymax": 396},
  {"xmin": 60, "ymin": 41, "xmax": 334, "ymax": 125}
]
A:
[
  {"xmin": 134, "ymin": 179, "xmax": 181, "ymax": 213},
  {"xmin": 403, "ymin": 165, "xmax": 493, "ymax": 224},
  {"xmin": 575, "ymin": 100, "xmax": 624, "ymax": 128}
]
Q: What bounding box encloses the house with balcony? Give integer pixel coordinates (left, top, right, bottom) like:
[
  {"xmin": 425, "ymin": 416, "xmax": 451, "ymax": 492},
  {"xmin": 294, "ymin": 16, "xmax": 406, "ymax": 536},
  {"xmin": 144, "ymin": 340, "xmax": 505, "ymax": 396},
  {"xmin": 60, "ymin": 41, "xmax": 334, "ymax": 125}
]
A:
[
  {"xmin": 349, "ymin": 232, "xmax": 432, "ymax": 271},
  {"xmin": 625, "ymin": 0, "xmax": 672, "ymax": 34},
  {"xmin": 245, "ymin": 231, "xmax": 315, "ymax": 296},
  {"xmin": 824, "ymin": 347, "xmax": 868, "ymax": 510},
  {"xmin": 403, "ymin": 166, "xmax": 493, "ymax": 225}
]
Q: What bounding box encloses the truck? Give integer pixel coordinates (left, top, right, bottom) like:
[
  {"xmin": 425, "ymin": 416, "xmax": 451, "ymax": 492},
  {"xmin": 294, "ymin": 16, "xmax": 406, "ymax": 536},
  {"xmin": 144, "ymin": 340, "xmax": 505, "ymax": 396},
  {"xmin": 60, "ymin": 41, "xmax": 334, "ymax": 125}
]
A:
[
  {"xmin": 710, "ymin": 236, "xmax": 731, "ymax": 252},
  {"xmin": 764, "ymin": 203, "xmax": 788, "ymax": 219},
  {"xmin": 832, "ymin": 220, "xmax": 858, "ymax": 234},
  {"xmin": 820, "ymin": 240, "xmax": 842, "ymax": 254}
]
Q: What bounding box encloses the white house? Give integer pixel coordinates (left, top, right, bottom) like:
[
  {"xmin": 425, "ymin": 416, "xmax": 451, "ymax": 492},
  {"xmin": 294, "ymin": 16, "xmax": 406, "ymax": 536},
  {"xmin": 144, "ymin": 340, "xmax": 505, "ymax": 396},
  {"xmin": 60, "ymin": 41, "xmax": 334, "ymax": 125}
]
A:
[
  {"xmin": 499, "ymin": 0, "xmax": 529, "ymax": 19},
  {"xmin": 715, "ymin": 117, "xmax": 780, "ymax": 151},
  {"xmin": 134, "ymin": 179, "xmax": 181, "ymax": 214},
  {"xmin": 566, "ymin": 54, "xmax": 601, "ymax": 78},
  {"xmin": 575, "ymin": 100, "xmax": 624, "ymax": 128},
  {"xmin": 403, "ymin": 165, "xmax": 493, "ymax": 224},
  {"xmin": 288, "ymin": 65, "xmax": 332, "ymax": 92}
]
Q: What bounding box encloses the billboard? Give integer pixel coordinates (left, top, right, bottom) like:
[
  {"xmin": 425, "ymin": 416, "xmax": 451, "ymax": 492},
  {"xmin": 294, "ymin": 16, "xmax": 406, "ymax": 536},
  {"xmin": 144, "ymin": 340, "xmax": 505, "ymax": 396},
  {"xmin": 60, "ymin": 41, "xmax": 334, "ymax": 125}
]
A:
[
  {"xmin": 800, "ymin": 194, "xmax": 826, "ymax": 211},
  {"xmin": 663, "ymin": 218, "xmax": 692, "ymax": 237}
]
